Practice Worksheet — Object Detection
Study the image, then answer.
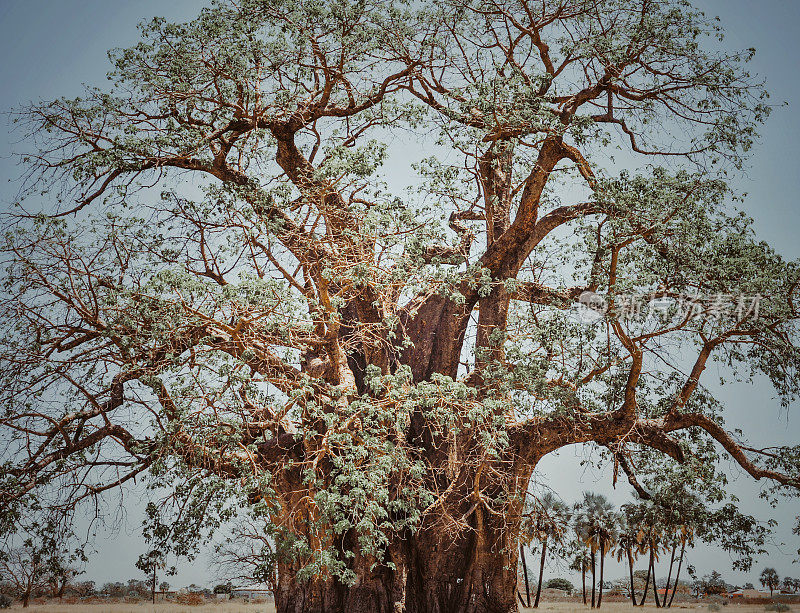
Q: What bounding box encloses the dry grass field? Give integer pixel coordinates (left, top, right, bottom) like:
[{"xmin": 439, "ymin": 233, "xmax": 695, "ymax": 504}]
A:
[
  {"xmin": 5, "ymin": 603, "xmax": 276, "ymax": 613},
  {"xmin": 5, "ymin": 601, "xmax": 797, "ymax": 613}
]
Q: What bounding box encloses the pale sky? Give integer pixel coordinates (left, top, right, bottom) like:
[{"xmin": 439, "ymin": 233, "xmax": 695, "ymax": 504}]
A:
[{"xmin": 0, "ymin": 0, "xmax": 798, "ymax": 591}]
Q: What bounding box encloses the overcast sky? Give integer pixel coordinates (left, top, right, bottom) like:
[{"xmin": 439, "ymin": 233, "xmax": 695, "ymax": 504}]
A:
[{"xmin": 0, "ymin": 0, "xmax": 798, "ymax": 591}]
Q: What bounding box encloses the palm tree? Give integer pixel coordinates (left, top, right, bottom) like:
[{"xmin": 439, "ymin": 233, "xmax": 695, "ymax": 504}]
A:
[
  {"xmin": 569, "ymin": 548, "xmax": 591, "ymax": 606},
  {"xmin": 623, "ymin": 500, "xmax": 663, "ymax": 607},
  {"xmin": 616, "ymin": 509, "xmax": 643, "ymax": 606},
  {"xmin": 574, "ymin": 492, "xmax": 617, "ymax": 608},
  {"xmin": 665, "ymin": 503, "xmax": 702, "ymax": 608},
  {"xmin": 760, "ymin": 568, "xmax": 780, "ymax": 597},
  {"xmin": 522, "ymin": 493, "xmax": 570, "ymax": 608},
  {"xmin": 518, "ymin": 543, "xmax": 532, "ymax": 607}
]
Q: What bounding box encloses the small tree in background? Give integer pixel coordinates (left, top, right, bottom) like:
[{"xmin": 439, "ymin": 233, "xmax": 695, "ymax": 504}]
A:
[
  {"xmin": 211, "ymin": 516, "xmax": 276, "ymax": 596},
  {"xmin": 136, "ymin": 550, "xmax": 175, "ymax": 604},
  {"xmin": 760, "ymin": 568, "xmax": 780, "ymax": 597},
  {"xmin": 545, "ymin": 578, "xmax": 574, "ymax": 594},
  {"xmin": 0, "ymin": 514, "xmax": 83, "ymax": 607},
  {"xmin": 520, "ymin": 492, "xmax": 570, "ymax": 608},
  {"xmin": 703, "ymin": 571, "xmax": 727, "ymax": 596},
  {"xmin": 569, "ymin": 548, "xmax": 591, "ymax": 606},
  {"xmin": 780, "ymin": 577, "xmax": 798, "ymax": 593}
]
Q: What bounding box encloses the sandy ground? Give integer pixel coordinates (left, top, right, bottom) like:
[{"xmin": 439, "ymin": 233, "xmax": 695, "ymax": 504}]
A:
[
  {"xmin": 5, "ymin": 604, "xmax": 276, "ymax": 613},
  {"xmin": 6, "ymin": 602, "xmax": 796, "ymax": 613},
  {"xmin": 523, "ymin": 603, "xmax": 796, "ymax": 612}
]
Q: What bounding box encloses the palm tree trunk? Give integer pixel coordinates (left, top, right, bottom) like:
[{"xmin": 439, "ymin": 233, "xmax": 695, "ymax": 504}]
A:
[
  {"xmin": 582, "ymin": 564, "xmax": 587, "ymax": 605},
  {"xmin": 520, "ymin": 544, "xmax": 532, "ymax": 607},
  {"xmin": 667, "ymin": 540, "xmax": 686, "ymax": 608},
  {"xmin": 597, "ymin": 537, "xmax": 605, "ymax": 609},
  {"xmin": 590, "ymin": 550, "xmax": 596, "ymax": 608},
  {"xmin": 627, "ymin": 547, "xmax": 638, "ymax": 606},
  {"xmin": 640, "ymin": 546, "xmax": 653, "ymax": 606},
  {"xmin": 533, "ymin": 539, "xmax": 547, "ymax": 608},
  {"xmin": 650, "ymin": 544, "xmax": 661, "ymax": 608},
  {"xmin": 664, "ymin": 542, "xmax": 676, "ymax": 601}
]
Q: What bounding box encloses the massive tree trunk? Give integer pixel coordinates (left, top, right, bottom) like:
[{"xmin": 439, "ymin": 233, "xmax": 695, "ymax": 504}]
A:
[
  {"xmin": 272, "ymin": 450, "xmax": 528, "ymax": 613},
  {"xmin": 274, "ymin": 563, "xmax": 345, "ymax": 613},
  {"xmin": 405, "ymin": 525, "xmax": 520, "ymax": 613},
  {"xmin": 274, "ymin": 524, "xmax": 522, "ymax": 613}
]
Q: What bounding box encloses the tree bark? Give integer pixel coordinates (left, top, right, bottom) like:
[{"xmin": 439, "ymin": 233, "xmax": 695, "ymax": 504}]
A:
[
  {"xmin": 273, "ymin": 514, "xmax": 524, "ymax": 613},
  {"xmin": 582, "ymin": 565, "xmax": 587, "ymax": 605},
  {"xmin": 274, "ymin": 562, "xmax": 345, "ymax": 613},
  {"xmin": 590, "ymin": 550, "xmax": 596, "ymax": 608},
  {"xmin": 597, "ymin": 537, "xmax": 605, "ymax": 608},
  {"xmin": 533, "ymin": 538, "xmax": 547, "ymax": 608},
  {"xmin": 404, "ymin": 510, "xmax": 520, "ymax": 613}
]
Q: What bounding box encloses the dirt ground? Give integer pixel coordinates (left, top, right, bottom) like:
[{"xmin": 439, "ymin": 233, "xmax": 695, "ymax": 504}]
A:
[
  {"xmin": 6, "ymin": 603, "xmax": 276, "ymax": 613},
  {"xmin": 523, "ymin": 603, "xmax": 796, "ymax": 612},
  {"xmin": 6, "ymin": 601, "xmax": 797, "ymax": 613}
]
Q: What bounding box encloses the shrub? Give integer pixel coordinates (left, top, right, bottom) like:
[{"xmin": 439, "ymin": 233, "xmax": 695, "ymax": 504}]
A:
[
  {"xmin": 0, "ymin": 595, "xmax": 11, "ymax": 609},
  {"xmin": 545, "ymin": 578, "xmax": 575, "ymax": 594},
  {"xmin": 176, "ymin": 593, "xmax": 205, "ymax": 606}
]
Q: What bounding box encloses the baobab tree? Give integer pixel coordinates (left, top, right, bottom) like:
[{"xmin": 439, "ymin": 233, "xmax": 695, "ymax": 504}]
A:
[{"xmin": 1, "ymin": 1, "xmax": 800, "ymax": 612}]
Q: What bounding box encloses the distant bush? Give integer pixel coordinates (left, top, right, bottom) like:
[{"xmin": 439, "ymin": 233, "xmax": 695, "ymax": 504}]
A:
[
  {"xmin": 0, "ymin": 594, "xmax": 11, "ymax": 609},
  {"xmin": 176, "ymin": 593, "xmax": 204, "ymax": 606},
  {"xmin": 545, "ymin": 578, "xmax": 575, "ymax": 594}
]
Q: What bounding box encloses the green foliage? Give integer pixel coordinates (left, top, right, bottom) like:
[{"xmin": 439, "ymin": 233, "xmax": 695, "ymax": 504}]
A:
[
  {"xmin": 545, "ymin": 578, "xmax": 574, "ymax": 594},
  {"xmin": 761, "ymin": 568, "xmax": 781, "ymax": 594}
]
